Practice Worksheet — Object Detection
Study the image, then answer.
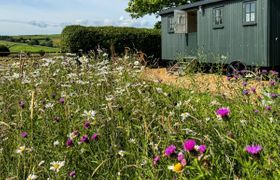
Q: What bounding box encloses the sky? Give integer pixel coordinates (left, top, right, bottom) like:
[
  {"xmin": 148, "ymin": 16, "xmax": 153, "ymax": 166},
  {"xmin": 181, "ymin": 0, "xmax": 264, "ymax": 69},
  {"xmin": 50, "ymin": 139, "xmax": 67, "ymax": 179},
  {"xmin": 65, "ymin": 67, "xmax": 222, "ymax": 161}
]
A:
[{"xmin": 0, "ymin": 0, "xmax": 158, "ymax": 35}]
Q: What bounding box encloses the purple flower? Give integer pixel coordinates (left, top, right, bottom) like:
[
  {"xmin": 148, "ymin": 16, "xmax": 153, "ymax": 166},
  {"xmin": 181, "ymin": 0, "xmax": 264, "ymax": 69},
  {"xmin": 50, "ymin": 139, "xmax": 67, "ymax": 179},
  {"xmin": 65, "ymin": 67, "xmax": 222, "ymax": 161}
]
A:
[
  {"xmin": 183, "ymin": 139, "xmax": 196, "ymax": 151},
  {"xmin": 80, "ymin": 135, "xmax": 89, "ymax": 143},
  {"xmin": 69, "ymin": 171, "xmax": 76, "ymax": 178},
  {"xmin": 261, "ymin": 69, "xmax": 268, "ymax": 74},
  {"xmin": 177, "ymin": 152, "xmax": 184, "ymax": 161},
  {"xmin": 198, "ymin": 145, "xmax": 207, "ymax": 153},
  {"xmin": 254, "ymin": 110, "xmax": 259, "ymax": 114},
  {"xmin": 243, "ymin": 89, "xmax": 249, "ymax": 95},
  {"xmin": 164, "ymin": 145, "xmax": 176, "ymax": 156},
  {"xmin": 91, "ymin": 133, "xmax": 98, "ymax": 141},
  {"xmin": 226, "ymin": 76, "xmax": 231, "ymax": 81},
  {"xmin": 246, "ymin": 145, "xmax": 262, "ymax": 155},
  {"xmin": 216, "ymin": 107, "xmax": 230, "ymax": 118},
  {"xmin": 153, "ymin": 156, "xmax": 160, "ymax": 166},
  {"xmin": 265, "ymin": 106, "xmax": 272, "ymax": 111},
  {"xmin": 270, "ymin": 70, "xmax": 279, "ymax": 76},
  {"xmin": 181, "ymin": 159, "xmax": 187, "ymax": 166},
  {"xmin": 251, "ymin": 87, "xmax": 256, "ymax": 94},
  {"xmin": 270, "ymin": 81, "xmax": 276, "ymax": 86},
  {"xmin": 270, "ymin": 93, "xmax": 278, "ymax": 99},
  {"xmin": 66, "ymin": 138, "xmax": 74, "ymax": 147},
  {"xmin": 84, "ymin": 121, "xmax": 91, "ymax": 129},
  {"xmin": 19, "ymin": 101, "xmax": 25, "ymax": 109},
  {"xmin": 21, "ymin": 132, "xmax": 28, "ymax": 138},
  {"xmin": 59, "ymin": 97, "xmax": 65, "ymax": 104},
  {"xmin": 242, "ymin": 82, "xmax": 248, "ymax": 87}
]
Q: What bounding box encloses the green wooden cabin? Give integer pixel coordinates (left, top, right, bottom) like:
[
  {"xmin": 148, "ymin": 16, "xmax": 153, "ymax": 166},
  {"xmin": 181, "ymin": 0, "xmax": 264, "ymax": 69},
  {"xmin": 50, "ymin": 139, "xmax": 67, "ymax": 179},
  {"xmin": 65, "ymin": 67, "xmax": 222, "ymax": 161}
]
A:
[{"xmin": 159, "ymin": 0, "xmax": 280, "ymax": 68}]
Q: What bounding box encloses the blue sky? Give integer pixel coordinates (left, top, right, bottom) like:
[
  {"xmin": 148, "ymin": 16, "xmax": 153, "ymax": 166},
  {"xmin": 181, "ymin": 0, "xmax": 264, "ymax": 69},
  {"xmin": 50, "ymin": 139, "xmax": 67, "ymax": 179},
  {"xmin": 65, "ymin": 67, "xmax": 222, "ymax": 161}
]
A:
[{"xmin": 0, "ymin": 0, "xmax": 158, "ymax": 35}]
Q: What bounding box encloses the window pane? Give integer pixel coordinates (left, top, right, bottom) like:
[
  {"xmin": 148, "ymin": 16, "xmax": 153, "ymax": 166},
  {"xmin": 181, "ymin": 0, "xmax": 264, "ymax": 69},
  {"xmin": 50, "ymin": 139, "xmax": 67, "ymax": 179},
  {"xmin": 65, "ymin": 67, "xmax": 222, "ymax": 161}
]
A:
[
  {"xmin": 251, "ymin": 12, "xmax": 255, "ymax": 22},
  {"xmin": 251, "ymin": 3, "xmax": 256, "ymax": 12},
  {"xmin": 246, "ymin": 13, "xmax": 250, "ymax": 22},
  {"xmin": 246, "ymin": 4, "xmax": 251, "ymax": 13}
]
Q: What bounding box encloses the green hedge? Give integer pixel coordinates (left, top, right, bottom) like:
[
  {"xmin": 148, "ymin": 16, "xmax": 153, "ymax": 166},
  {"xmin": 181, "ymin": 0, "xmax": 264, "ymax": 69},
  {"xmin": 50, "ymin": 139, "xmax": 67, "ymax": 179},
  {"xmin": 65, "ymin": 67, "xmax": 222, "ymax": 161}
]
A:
[
  {"xmin": 0, "ymin": 45, "xmax": 10, "ymax": 57},
  {"xmin": 61, "ymin": 25, "xmax": 161, "ymax": 58}
]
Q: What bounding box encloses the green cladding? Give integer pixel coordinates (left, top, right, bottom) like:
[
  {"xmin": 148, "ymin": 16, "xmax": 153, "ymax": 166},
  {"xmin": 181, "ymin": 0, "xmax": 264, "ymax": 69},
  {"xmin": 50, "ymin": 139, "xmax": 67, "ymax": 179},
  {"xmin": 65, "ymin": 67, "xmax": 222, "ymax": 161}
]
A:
[{"xmin": 161, "ymin": 0, "xmax": 280, "ymax": 67}]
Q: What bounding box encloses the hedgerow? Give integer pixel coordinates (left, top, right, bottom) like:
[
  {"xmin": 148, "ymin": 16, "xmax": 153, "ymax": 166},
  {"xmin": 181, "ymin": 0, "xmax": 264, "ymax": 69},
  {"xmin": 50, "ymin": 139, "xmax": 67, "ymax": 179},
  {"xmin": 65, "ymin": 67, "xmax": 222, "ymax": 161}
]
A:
[{"xmin": 61, "ymin": 25, "xmax": 161, "ymax": 58}]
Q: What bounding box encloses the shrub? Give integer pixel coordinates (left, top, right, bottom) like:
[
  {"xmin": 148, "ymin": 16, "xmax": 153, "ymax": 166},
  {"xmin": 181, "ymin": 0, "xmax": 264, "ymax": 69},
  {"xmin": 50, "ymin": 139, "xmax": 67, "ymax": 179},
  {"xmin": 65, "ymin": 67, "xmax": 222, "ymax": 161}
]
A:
[
  {"xmin": 61, "ymin": 25, "xmax": 161, "ymax": 58},
  {"xmin": 0, "ymin": 45, "xmax": 10, "ymax": 57}
]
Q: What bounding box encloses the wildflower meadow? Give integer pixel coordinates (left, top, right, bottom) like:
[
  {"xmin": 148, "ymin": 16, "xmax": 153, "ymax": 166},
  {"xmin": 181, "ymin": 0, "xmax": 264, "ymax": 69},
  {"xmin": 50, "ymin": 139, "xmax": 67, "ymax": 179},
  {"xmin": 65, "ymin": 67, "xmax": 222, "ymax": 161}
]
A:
[{"xmin": 0, "ymin": 55, "xmax": 279, "ymax": 179}]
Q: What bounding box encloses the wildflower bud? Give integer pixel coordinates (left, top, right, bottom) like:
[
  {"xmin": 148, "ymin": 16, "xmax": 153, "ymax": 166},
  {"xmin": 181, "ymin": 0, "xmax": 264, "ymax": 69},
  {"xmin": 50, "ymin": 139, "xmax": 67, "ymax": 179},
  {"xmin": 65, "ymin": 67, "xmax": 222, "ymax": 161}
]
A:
[
  {"xmin": 59, "ymin": 97, "xmax": 65, "ymax": 104},
  {"xmin": 19, "ymin": 100, "xmax": 25, "ymax": 109},
  {"xmin": 69, "ymin": 171, "xmax": 76, "ymax": 178},
  {"xmin": 66, "ymin": 138, "xmax": 74, "ymax": 147}
]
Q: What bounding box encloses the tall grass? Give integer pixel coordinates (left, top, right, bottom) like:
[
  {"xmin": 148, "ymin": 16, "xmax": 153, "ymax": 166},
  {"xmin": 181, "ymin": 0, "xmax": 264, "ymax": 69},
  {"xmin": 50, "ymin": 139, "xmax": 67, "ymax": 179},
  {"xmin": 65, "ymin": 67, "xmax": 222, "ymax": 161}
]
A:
[{"xmin": 0, "ymin": 55, "xmax": 279, "ymax": 179}]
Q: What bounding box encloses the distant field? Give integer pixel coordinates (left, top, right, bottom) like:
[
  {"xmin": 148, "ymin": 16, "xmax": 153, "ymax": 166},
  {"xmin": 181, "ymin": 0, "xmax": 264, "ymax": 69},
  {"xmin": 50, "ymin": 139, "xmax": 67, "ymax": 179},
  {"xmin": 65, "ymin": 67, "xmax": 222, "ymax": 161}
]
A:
[
  {"xmin": 0, "ymin": 40, "xmax": 60, "ymax": 53},
  {"xmin": 12, "ymin": 34, "xmax": 61, "ymax": 47}
]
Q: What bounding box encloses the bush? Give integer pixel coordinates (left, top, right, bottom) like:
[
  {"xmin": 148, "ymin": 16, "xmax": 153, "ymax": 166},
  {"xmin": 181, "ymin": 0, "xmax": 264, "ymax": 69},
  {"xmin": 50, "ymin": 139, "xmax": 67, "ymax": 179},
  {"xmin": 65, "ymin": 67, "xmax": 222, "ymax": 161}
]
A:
[
  {"xmin": 28, "ymin": 39, "xmax": 39, "ymax": 46},
  {"xmin": 0, "ymin": 45, "xmax": 10, "ymax": 57},
  {"xmin": 38, "ymin": 50, "xmax": 45, "ymax": 56},
  {"xmin": 61, "ymin": 25, "xmax": 161, "ymax": 58}
]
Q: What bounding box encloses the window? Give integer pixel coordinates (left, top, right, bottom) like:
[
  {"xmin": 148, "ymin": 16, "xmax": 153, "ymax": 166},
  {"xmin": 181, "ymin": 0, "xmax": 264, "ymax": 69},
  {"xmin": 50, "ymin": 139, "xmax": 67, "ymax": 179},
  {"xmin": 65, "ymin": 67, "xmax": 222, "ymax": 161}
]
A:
[
  {"xmin": 174, "ymin": 10, "xmax": 187, "ymax": 33},
  {"xmin": 213, "ymin": 7, "xmax": 224, "ymax": 28},
  {"xmin": 243, "ymin": 1, "xmax": 256, "ymax": 25},
  {"xmin": 168, "ymin": 16, "xmax": 175, "ymax": 33}
]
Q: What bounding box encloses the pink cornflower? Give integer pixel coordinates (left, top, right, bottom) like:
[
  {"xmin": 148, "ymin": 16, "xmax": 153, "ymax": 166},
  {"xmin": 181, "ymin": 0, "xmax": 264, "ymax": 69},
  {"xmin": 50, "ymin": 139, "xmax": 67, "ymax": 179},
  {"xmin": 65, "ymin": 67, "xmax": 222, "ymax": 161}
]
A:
[
  {"xmin": 59, "ymin": 98, "xmax": 65, "ymax": 104},
  {"xmin": 251, "ymin": 87, "xmax": 256, "ymax": 94},
  {"xmin": 80, "ymin": 135, "xmax": 89, "ymax": 143},
  {"xmin": 245, "ymin": 145, "xmax": 262, "ymax": 155},
  {"xmin": 198, "ymin": 145, "xmax": 207, "ymax": 153},
  {"xmin": 66, "ymin": 138, "xmax": 74, "ymax": 147},
  {"xmin": 69, "ymin": 171, "xmax": 76, "ymax": 178},
  {"xmin": 91, "ymin": 133, "xmax": 98, "ymax": 141},
  {"xmin": 216, "ymin": 107, "xmax": 230, "ymax": 118},
  {"xmin": 164, "ymin": 145, "xmax": 176, "ymax": 156},
  {"xmin": 177, "ymin": 152, "xmax": 184, "ymax": 161},
  {"xmin": 84, "ymin": 121, "xmax": 91, "ymax": 129},
  {"xmin": 153, "ymin": 156, "xmax": 160, "ymax": 165},
  {"xmin": 183, "ymin": 139, "xmax": 196, "ymax": 151},
  {"xmin": 21, "ymin": 132, "xmax": 28, "ymax": 138}
]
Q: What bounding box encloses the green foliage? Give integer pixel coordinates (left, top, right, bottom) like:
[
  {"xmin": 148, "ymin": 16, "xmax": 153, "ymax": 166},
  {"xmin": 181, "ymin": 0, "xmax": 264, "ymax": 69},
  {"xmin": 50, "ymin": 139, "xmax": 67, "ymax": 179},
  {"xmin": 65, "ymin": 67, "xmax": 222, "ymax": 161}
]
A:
[
  {"xmin": 28, "ymin": 39, "xmax": 40, "ymax": 46},
  {"xmin": 38, "ymin": 50, "xmax": 46, "ymax": 56},
  {"xmin": 154, "ymin": 21, "xmax": 161, "ymax": 29},
  {"xmin": 126, "ymin": 0, "xmax": 199, "ymax": 18},
  {"xmin": 0, "ymin": 45, "xmax": 10, "ymax": 56},
  {"xmin": 61, "ymin": 25, "xmax": 161, "ymax": 57}
]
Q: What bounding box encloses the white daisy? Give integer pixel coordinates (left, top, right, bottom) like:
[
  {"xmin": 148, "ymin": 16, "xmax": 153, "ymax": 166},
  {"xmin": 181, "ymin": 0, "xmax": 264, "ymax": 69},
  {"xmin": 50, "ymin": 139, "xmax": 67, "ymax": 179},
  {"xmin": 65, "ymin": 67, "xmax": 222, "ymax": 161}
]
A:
[{"xmin": 50, "ymin": 161, "xmax": 65, "ymax": 173}]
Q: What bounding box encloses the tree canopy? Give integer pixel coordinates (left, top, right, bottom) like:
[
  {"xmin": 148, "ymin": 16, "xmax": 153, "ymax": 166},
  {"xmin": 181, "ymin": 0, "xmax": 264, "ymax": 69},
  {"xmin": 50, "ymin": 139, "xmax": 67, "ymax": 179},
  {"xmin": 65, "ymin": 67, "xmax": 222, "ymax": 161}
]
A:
[{"xmin": 126, "ymin": 0, "xmax": 199, "ymax": 18}]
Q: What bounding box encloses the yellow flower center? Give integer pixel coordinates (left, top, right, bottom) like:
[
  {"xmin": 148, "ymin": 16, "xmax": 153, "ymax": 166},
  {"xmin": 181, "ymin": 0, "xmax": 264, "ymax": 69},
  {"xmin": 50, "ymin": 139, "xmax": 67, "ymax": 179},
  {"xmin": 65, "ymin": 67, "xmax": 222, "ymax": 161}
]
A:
[
  {"xmin": 173, "ymin": 163, "xmax": 183, "ymax": 172},
  {"xmin": 53, "ymin": 163, "xmax": 60, "ymax": 169}
]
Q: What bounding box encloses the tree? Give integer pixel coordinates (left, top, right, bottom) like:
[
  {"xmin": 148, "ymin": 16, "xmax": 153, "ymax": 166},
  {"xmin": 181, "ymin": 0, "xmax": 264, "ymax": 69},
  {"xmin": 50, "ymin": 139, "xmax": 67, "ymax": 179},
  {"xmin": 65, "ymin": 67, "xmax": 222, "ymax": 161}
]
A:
[
  {"xmin": 126, "ymin": 0, "xmax": 199, "ymax": 18},
  {"xmin": 0, "ymin": 45, "xmax": 10, "ymax": 57},
  {"xmin": 154, "ymin": 21, "xmax": 161, "ymax": 29}
]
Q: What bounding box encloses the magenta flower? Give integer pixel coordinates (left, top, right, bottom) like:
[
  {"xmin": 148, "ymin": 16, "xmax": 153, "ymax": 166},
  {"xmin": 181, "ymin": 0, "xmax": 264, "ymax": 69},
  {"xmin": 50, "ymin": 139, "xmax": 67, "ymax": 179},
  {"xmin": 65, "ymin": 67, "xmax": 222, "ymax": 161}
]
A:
[
  {"xmin": 246, "ymin": 145, "xmax": 262, "ymax": 155},
  {"xmin": 181, "ymin": 159, "xmax": 187, "ymax": 166},
  {"xmin": 242, "ymin": 82, "xmax": 248, "ymax": 87},
  {"xmin": 91, "ymin": 133, "xmax": 98, "ymax": 141},
  {"xmin": 243, "ymin": 89, "xmax": 249, "ymax": 95},
  {"xmin": 69, "ymin": 171, "xmax": 76, "ymax": 178},
  {"xmin": 198, "ymin": 145, "xmax": 207, "ymax": 153},
  {"xmin": 251, "ymin": 87, "xmax": 256, "ymax": 94},
  {"xmin": 84, "ymin": 121, "xmax": 91, "ymax": 129},
  {"xmin": 153, "ymin": 156, "xmax": 160, "ymax": 166},
  {"xmin": 164, "ymin": 145, "xmax": 176, "ymax": 156},
  {"xmin": 270, "ymin": 81, "xmax": 276, "ymax": 86},
  {"xmin": 226, "ymin": 76, "xmax": 231, "ymax": 81},
  {"xmin": 80, "ymin": 135, "xmax": 89, "ymax": 143},
  {"xmin": 254, "ymin": 110, "xmax": 259, "ymax": 114},
  {"xmin": 270, "ymin": 93, "xmax": 278, "ymax": 99},
  {"xmin": 265, "ymin": 106, "xmax": 272, "ymax": 111},
  {"xmin": 19, "ymin": 101, "xmax": 25, "ymax": 109},
  {"xmin": 216, "ymin": 107, "xmax": 230, "ymax": 118},
  {"xmin": 66, "ymin": 138, "xmax": 74, "ymax": 147},
  {"xmin": 59, "ymin": 97, "xmax": 65, "ymax": 104},
  {"xmin": 21, "ymin": 132, "xmax": 28, "ymax": 138},
  {"xmin": 177, "ymin": 152, "xmax": 184, "ymax": 161},
  {"xmin": 183, "ymin": 139, "xmax": 196, "ymax": 151}
]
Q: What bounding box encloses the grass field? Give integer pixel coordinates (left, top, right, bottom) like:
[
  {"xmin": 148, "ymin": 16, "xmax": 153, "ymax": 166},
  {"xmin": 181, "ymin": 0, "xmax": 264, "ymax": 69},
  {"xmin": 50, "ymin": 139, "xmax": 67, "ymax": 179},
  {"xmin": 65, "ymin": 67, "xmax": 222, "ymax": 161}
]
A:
[
  {"xmin": 0, "ymin": 55, "xmax": 279, "ymax": 179},
  {"xmin": 0, "ymin": 40, "xmax": 60, "ymax": 53},
  {"xmin": 11, "ymin": 34, "xmax": 61, "ymax": 47}
]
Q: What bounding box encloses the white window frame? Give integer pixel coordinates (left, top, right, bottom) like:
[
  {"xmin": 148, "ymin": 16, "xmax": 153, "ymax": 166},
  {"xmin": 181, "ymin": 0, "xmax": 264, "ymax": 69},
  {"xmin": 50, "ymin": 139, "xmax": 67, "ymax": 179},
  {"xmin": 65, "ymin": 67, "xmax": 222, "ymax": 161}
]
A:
[{"xmin": 243, "ymin": 1, "xmax": 257, "ymax": 25}]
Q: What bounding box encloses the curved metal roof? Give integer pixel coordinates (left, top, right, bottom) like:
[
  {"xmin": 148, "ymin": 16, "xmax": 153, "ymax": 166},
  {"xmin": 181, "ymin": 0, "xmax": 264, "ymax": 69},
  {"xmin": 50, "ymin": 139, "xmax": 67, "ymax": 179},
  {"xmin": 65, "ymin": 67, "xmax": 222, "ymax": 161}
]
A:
[{"xmin": 159, "ymin": 0, "xmax": 225, "ymax": 15}]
